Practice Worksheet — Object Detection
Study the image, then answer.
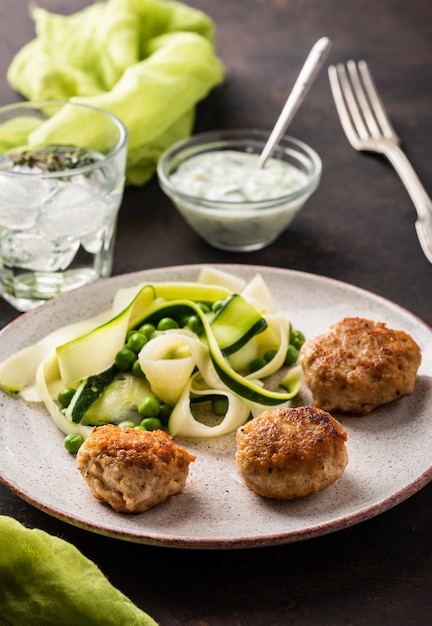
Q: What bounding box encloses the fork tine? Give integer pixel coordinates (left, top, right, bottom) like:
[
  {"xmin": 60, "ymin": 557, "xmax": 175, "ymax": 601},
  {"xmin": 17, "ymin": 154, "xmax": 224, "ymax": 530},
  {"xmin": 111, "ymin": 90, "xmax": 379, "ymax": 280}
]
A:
[
  {"xmin": 357, "ymin": 60, "xmax": 399, "ymax": 141},
  {"xmin": 328, "ymin": 64, "xmax": 365, "ymax": 146},
  {"xmin": 346, "ymin": 60, "xmax": 382, "ymax": 139}
]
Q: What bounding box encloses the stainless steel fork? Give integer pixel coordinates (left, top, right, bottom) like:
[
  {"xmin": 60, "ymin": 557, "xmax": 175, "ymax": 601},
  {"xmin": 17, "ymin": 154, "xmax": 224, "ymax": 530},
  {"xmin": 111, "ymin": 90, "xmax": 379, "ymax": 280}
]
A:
[{"xmin": 328, "ymin": 60, "xmax": 432, "ymax": 263}]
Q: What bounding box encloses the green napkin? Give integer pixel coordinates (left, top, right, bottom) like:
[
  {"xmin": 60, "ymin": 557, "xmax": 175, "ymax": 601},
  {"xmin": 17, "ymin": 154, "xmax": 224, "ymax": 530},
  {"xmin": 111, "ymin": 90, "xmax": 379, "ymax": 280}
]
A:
[
  {"xmin": 7, "ymin": 0, "xmax": 225, "ymax": 185},
  {"xmin": 0, "ymin": 516, "xmax": 158, "ymax": 626}
]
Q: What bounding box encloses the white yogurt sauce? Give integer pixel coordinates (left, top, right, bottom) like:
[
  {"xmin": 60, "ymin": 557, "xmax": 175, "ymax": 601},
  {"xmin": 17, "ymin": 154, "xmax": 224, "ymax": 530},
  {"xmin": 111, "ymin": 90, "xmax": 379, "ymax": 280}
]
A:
[{"xmin": 170, "ymin": 150, "xmax": 307, "ymax": 202}]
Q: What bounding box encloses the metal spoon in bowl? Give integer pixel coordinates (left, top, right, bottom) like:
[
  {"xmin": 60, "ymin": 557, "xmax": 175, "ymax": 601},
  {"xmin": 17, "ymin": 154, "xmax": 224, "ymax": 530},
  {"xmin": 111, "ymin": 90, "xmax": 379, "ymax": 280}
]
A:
[{"xmin": 257, "ymin": 36, "xmax": 332, "ymax": 169}]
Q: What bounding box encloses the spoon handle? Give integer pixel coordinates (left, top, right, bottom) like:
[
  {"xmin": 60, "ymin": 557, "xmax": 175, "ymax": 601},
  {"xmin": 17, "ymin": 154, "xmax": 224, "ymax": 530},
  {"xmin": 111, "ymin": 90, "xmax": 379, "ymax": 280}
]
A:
[{"xmin": 257, "ymin": 36, "xmax": 332, "ymax": 169}]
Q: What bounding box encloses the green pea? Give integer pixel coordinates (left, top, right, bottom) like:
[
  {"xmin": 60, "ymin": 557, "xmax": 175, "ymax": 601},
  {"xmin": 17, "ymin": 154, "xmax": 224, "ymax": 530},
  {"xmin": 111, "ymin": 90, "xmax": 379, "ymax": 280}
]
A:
[
  {"xmin": 211, "ymin": 396, "xmax": 228, "ymax": 416},
  {"xmin": 140, "ymin": 417, "xmax": 162, "ymax": 431},
  {"xmin": 115, "ymin": 347, "xmax": 137, "ymax": 371},
  {"xmin": 58, "ymin": 388, "xmax": 76, "ymax": 408},
  {"xmin": 64, "ymin": 433, "xmax": 84, "ymax": 454},
  {"xmin": 138, "ymin": 396, "xmax": 161, "ymax": 418},
  {"xmin": 132, "ymin": 359, "xmax": 146, "ymax": 378},
  {"xmin": 139, "ymin": 323, "xmax": 156, "ymax": 338},
  {"xmin": 211, "ymin": 300, "xmax": 225, "ymax": 313},
  {"xmin": 197, "ymin": 302, "xmax": 211, "ymax": 313},
  {"xmin": 290, "ymin": 329, "xmax": 305, "ymax": 350},
  {"xmin": 157, "ymin": 317, "xmax": 179, "ymax": 331},
  {"xmin": 249, "ymin": 357, "xmax": 267, "ymax": 373},
  {"xmin": 127, "ymin": 331, "xmax": 148, "ymax": 353},
  {"xmin": 159, "ymin": 403, "xmax": 173, "ymax": 425},
  {"xmin": 187, "ymin": 314, "xmax": 204, "ymax": 335},
  {"xmin": 118, "ymin": 420, "xmax": 136, "ymax": 428},
  {"xmin": 284, "ymin": 344, "xmax": 299, "ymax": 366},
  {"xmin": 264, "ymin": 349, "xmax": 278, "ymax": 363}
]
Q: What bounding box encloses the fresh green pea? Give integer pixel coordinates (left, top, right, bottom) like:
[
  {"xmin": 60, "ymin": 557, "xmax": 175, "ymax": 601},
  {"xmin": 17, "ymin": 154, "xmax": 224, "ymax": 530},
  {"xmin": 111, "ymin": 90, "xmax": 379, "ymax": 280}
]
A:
[
  {"xmin": 197, "ymin": 302, "xmax": 211, "ymax": 313},
  {"xmin": 264, "ymin": 349, "xmax": 278, "ymax": 363},
  {"xmin": 187, "ymin": 314, "xmax": 204, "ymax": 335},
  {"xmin": 118, "ymin": 420, "xmax": 136, "ymax": 428},
  {"xmin": 211, "ymin": 300, "xmax": 225, "ymax": 313},
  {"xmin": 115, "ymin": 347, "xmax": 137, "ymax": 371},
  {"xmin": 140, "ymin": 417, "xmax": 162, "ymax": 431},
  {"xmin": 133, "ymin": 425, "xmax": 146, "ymax": 431},
  {"xmin": 159, "ymin": 403, "xmax": 173, "ymax": 425},
  {"xmin": 64, "ymin": 433, "xmax": 84, "ymax": 454},
  {"xmin": 139, "ymin": 323, "xmax": 156, "ymax": 338},
  {"xmin": 157, "ymin": 317, "xmax": 179, "ymax": 331},
  {"xmin": 138, "ymin": 396, "xmax": 161, "ymax": 418},
  {"xmin": 132, "ymin": 359, "xmax": 146, "ymax": 378},
  {"xmin": 58, "ymin": 388, "xmax": 76, "ymax": 408},
  {"xmin": 249, "ymin": 357, "xmax": 267, "ymax": 373},
  {"xmin": 284, "ymin": 344, "xmax": 299, "ymax": 366},
  {"xmin": 211, "ymin": 396, "xmax": 228, "ymax": 416},
  {"xmin": 127, "ymin": 331, "xmax": 148, "ymax": 353},
  {"xmin": 290, "ymin": 329, "xmax": 305, "ymax": 350}
]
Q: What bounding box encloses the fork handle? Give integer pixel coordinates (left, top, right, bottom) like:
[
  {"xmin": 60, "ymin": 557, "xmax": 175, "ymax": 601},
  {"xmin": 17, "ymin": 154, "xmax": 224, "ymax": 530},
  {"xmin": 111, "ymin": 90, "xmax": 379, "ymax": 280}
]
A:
[
  {"xmin": 382, "ymin": 142, "xmax": 432, "ymax": 262},
  {"xmin": 382, "ymin": 142, "xmax": 432, "ymax": 222}
]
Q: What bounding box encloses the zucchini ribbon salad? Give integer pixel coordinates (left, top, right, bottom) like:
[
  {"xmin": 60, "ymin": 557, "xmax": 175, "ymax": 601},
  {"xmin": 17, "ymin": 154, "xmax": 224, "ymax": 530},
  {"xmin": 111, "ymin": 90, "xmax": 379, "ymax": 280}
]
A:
[{"xmin": 0, "ymin": 268, "xmax": 304, "ymax": 445}]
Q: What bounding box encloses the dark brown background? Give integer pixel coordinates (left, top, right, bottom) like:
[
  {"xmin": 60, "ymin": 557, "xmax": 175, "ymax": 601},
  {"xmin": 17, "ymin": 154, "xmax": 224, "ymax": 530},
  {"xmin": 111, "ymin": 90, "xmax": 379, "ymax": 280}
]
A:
[{"xmin": 0, "ymin": 1, "xmax": 431, "ymax": 624}]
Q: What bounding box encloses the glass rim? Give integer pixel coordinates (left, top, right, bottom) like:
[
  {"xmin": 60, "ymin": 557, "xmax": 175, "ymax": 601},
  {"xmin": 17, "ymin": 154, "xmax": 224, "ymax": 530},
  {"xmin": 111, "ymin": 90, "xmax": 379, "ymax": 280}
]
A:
[{"xmin": 0, "ymin": 100, "xmax": 128, "ymax": 178}]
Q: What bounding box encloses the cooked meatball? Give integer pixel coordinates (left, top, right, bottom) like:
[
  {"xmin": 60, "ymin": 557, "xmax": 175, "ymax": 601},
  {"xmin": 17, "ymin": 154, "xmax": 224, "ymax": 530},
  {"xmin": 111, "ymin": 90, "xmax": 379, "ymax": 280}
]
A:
[
  {"xmin": 235, "ymin": 406, "xmax": 348, "ymax": 499},
  {"xmin": 76, "ymin": 424, "xmax": 195, "ymax": 513},
  {"xmin": 299, "ymin": 317, "xmax": 422, "ymax": 415}
]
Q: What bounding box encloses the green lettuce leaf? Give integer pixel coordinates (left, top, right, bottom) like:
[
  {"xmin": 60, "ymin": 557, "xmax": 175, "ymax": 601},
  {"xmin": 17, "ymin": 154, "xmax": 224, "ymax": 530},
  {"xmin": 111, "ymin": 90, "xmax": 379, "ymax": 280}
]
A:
[{"xmin": 7, "ymin": 0, "xmax": 225, "ymax": 185}]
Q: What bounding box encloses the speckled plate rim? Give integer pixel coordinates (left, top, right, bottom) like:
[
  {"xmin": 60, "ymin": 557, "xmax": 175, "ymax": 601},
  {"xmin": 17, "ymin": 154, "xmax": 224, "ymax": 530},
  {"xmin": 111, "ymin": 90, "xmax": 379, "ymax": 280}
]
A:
[{"xmin": 0, "ymin": 263, "xmax": 431, "ymax": 550}]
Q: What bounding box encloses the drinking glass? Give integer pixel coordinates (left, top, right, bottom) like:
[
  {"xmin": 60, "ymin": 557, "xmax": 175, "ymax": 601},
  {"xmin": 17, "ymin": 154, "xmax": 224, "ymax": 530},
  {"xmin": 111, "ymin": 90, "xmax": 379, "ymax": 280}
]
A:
[{"xmin": 0, "ymin": 101, "xmax": 128, "ymax": 311}]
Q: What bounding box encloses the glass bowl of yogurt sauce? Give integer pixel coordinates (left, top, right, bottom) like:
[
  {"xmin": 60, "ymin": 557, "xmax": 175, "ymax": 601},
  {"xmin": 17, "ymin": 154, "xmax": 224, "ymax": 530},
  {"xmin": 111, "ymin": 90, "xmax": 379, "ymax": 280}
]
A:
[{"xmin": 157, "ymin": 129, "xmax": 322, "ymax": 252}]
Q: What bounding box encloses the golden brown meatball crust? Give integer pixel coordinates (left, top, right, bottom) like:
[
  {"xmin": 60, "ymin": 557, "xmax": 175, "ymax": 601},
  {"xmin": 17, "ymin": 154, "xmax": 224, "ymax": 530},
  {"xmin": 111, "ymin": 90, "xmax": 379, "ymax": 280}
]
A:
[
  {"xmin": 235, "ymin": 406, "xmax": 348, "ymax": 499},
  {"xmin": 299, "ymin": 317, "xmax": 421, "ymax": 415},
  {"xmin": 77, "ymin": 424, "xmax": 195, "ymax": 513}
]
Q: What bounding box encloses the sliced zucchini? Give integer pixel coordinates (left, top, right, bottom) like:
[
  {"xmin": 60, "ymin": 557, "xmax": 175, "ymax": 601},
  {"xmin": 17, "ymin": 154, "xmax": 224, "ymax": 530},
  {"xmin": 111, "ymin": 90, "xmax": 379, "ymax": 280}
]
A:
[
  {"xmin": 65, "ymin": 365, "xmax": 118, "ymax": 424},
  {"xmin": 241, "ymin": 273, "xmax": 277, "ymax": 314},
  {"xmin": 197, "ymin": 267, "xmax": 246, "ymax": 292},
  {"xmin": 81, "ymin": 373, "xmax": 153, "ymax": 426},
  {"xmin": 57, "ymin": 284, "xmax": 156, "ymax": 386},
  {"xmin": 153, "ymin": 281, "xmax": 232, "ymax": 303},
  {"xmin": 210, "ymin": 294, "xmax": 267, "ymax": 355},
  {"xmin": 138, "ymin": 299, "xmax": 301, "ymax": 406}
]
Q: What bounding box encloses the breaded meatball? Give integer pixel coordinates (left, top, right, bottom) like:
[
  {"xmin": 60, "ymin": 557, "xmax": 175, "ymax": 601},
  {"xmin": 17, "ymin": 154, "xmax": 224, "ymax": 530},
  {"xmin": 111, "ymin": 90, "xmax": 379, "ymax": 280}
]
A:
[
  {"xmin": 235, "ymin": 406, "xmax": 348, "ymax": 499},
  {"xmin": 299, "ymin": 317, "xmax": 422, "ymax": 415},
  {"xmin": 76, "ymin": 424, "xmax": 195, "ymax": 513}
]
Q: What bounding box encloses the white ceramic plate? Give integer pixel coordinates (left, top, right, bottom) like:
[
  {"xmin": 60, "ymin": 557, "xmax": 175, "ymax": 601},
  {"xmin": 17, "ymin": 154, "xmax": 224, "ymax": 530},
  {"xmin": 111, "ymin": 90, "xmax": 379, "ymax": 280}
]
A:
[{"xmin": 0, "ymin": 264, "xmax": 431, "ymax": 549}]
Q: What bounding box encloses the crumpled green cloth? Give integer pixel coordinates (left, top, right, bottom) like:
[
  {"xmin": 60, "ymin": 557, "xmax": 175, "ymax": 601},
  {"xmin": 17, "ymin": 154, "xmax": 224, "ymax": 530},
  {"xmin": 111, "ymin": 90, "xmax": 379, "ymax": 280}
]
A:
[
  {"xmin": 7, "ymin": 0, "xmax": 225, "ymax": 185},
  {"xmin": 0, "ymin": 516, "xmax": 158, "ymax": 626}
]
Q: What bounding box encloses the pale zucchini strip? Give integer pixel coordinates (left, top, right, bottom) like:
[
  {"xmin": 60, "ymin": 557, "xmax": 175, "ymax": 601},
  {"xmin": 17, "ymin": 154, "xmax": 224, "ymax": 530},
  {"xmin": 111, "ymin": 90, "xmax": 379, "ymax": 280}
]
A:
[
  {"xmin": 169, "ymin": 373, "xmax": 251, "ymax": 438},
  {"xmin": 245, "ymin": 313, "xmax": 290, "ymax": 379},
  {"xmin": 111, "ymin": 281, "xmax": 232, "ymax": 318},
  {"xmin": 0, "ymin": 310, "xmax": 111, "ymax": 396},
  {"xmin": 241, "ymin": 273, "xmax": 277, "ymax": 314},
  {"xmin": 153, "ymin": 282, "xmax": 232, "ymax": 303},
  {"xmin": 57, "ymin": 284, "xmax": 156, "ymax": 386},
  {"xmin": 139, "ymin": 329, "xmax": 224, "ymax": 398},
  {"xmin": 197, "ymin": 267, "xmax": 246, "ymax": 293},
  {"xmin": 138, "ymin": 329, "xmax": 253, "ymax": 436},
  {"xmin": 138, "ymin": 333, "xmax": 197, "ymax": 405},
  {"xmin": 35, "ymin": 352, "xmax": 91, "ymax": 438}
]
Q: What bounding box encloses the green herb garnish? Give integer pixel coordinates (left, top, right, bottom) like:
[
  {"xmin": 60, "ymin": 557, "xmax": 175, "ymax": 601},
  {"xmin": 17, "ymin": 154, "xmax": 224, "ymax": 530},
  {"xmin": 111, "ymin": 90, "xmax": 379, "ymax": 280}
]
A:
[{"xmin": 9, "ymin": 145, "xmax": 97, "ymax": 172}]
